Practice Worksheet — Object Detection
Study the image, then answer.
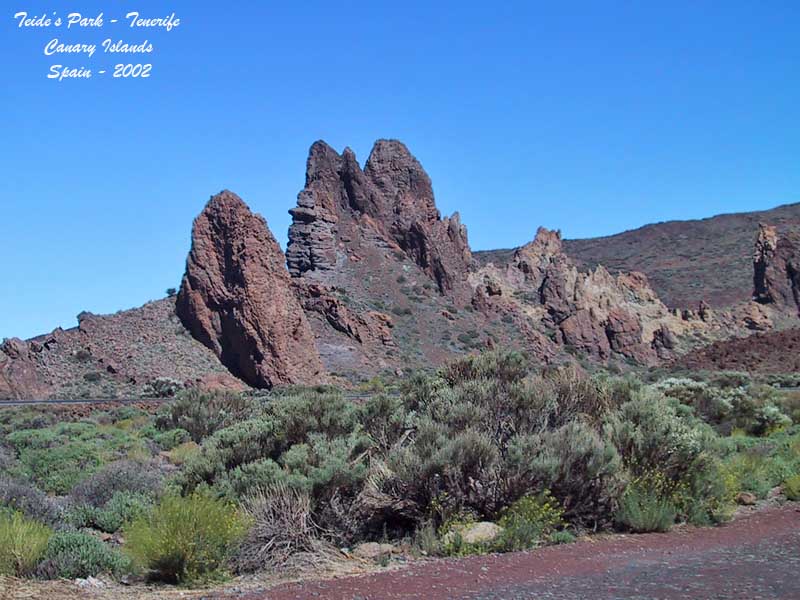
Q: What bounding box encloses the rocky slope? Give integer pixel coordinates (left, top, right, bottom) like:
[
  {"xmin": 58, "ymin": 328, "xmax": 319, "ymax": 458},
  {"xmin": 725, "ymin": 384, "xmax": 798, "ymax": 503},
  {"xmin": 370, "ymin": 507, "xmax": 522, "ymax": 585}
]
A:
[
  {"xmin": 478, "ymin": 203, "xmax": 800, "ymax": 309},
  {"xmin": 2, "ymin": 140, "xmax": 799, "ymax": 398},
  {"xmin": 0, "ymin": 299, "xmax": 243, "ymax": 400},
  {"xmin": 674, "ymin": 328, "xmax": 800, "ymax": 374}
]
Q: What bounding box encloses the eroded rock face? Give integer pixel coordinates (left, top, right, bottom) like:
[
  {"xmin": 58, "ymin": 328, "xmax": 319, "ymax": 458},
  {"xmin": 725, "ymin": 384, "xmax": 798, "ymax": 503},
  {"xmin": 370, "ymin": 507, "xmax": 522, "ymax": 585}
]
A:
[
  {"xmin": 287, "ymin": 140, "xmax": 473, "ymax": 297},
  {"xmin": 293, "ymin": 280, "xmax": 394, "ymax": 347},
  {"xmin": 753, "ymin": 223, "xmax": 800, "ymax": 315},
  {"xmin": 475, "ymin": 228, "xmax": 678, "ymax": 363},
  {"xmin": 0, "ymin": 338, "xmax": 48, "ymax": 399},
  {"xmin": 177, "ymin": 191, "xmax": 324, "ymax": 388}
]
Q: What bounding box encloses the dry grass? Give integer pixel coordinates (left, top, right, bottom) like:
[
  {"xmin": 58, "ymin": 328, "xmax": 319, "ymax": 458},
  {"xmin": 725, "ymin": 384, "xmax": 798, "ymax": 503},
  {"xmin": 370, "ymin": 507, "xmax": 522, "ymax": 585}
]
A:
[{"xmin": 233, "ymin": 484, "xmax": 344, "ymax": 574}]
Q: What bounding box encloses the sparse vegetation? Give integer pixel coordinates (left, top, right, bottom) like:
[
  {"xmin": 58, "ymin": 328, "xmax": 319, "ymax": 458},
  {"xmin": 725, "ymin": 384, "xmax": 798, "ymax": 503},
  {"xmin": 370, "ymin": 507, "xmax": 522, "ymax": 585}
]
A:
[
  {"xmin": 0, "ymin": 511, "xmax": 52, "ymax": 576},
  {"xmin": 0, "ymin": 349, "xmax": 798, "ymax": 589},
  {"xmin": 124, "ymin": 492, "xmax": 248, "ymax": 583}
]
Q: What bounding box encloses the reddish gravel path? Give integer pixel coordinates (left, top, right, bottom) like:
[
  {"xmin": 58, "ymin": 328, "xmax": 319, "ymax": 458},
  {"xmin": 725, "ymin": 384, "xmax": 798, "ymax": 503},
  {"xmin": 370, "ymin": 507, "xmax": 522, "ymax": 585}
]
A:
[{"xmin": 236, "ymin": 504, "xmax": 800, "ymax": 600}]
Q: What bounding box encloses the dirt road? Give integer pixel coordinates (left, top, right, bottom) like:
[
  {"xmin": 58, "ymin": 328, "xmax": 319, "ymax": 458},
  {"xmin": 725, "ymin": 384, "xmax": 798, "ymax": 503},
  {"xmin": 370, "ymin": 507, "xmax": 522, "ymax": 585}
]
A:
[{"xmin": 238, "ymin": 504, "xmax": 800, "ymax": 600}]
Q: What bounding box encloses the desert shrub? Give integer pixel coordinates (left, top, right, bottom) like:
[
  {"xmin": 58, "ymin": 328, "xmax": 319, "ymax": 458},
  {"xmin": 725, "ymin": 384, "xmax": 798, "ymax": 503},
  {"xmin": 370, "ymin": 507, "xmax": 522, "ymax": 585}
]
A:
[
  {"xmin": 5, "ymin": 423, "xmax": 150, "ymax": 494},
  {"xmin": 144, "ymin": 377, "xmax": 184, "ymax": 398},
  {"xmin": 124, "ymin": 492, "xmax": 247, "ymax": 583},
  {"xmin": 493, "ymin": 491, "xmax": 564, "ymax": 552},
  {"xmin": 0, "ymin": 407, "xmax": 57, "ymax": 436},
  {"xmin": 36, "ymin": 531, "xmax": 131, "ymax": 580},
  {"xmin": 784, "ymin": 474, "xmax": 800, "ymax": 500},
  {"xmin": 549, "ymin": 530, "xmax": 576, "ymax": 544},
  {"xmin": 153, "ymin": 428, "xmax": 191, "ymax": 451},
  {"xmin": 167, "ymin": 441, "xmax": 201, "ymax": 466},
  {"xmin": 727, "ymin": 385, "xmax": 791, "ymax": 435},
  {"xmin": 378, "ymin": 355, "xmax": 630, "ymax": 531},
  {"xmin": 0, "ymin": 511, "xmax": 52, "ymax": 576},
  {"xmin": 155, "ymin": 389, "xmax": 257, "ymax": 442},
  {"xmin": 615, "ymin": 473, "xmax": 677, "ymax": 533},
  {"xmin": 609, "ymin": 392, "xmax": 707, "ymax": 482},
  {"xmin": 234, "ymin": 484, "xmax": 337, "ymax": 573},
  {"xmin": 777, "ymin": 391, "xmax": 800, "ymax": 424},
  {"xmin": 0, "ymin": 478, "xmax": 61, "ymax": 525},
  {"xmin": 506, "ymin": 421, "xmax": 625, "ymax": 527},
  {"xmin": 69, "ymin": 491, "xmax": 153, "ymax": 533},
  {"xmin": 675, "ymin": 459, "xmax": 735, "ymax": 525},
  {"xmin": 653, "ymin": 378, "xmax": 733, "ymax": 424},
  {"xmin": 180, "ymin": 389, "xmax": 371, "ymax": 507},
  {"xmin": 70, "ymin": 460, "xmax": 163, "ymax": 507},
  {"xmin": 653, "ymin": 377, "xmax": 792, "ymax": 436}
]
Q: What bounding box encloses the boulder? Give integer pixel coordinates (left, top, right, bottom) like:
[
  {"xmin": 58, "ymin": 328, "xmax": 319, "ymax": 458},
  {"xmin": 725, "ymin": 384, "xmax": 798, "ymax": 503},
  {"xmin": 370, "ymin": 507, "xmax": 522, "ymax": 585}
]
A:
[
  {"xmin": 443, "ymin": 522, "xmax": 503, "ymax": 545},
  {"xmin": 735, "ymin": 491, "xmax": 757, "ymax": 506},
  {"xmin": 352, "ymin": 542, "xmax": 395, "ymax": 561}
]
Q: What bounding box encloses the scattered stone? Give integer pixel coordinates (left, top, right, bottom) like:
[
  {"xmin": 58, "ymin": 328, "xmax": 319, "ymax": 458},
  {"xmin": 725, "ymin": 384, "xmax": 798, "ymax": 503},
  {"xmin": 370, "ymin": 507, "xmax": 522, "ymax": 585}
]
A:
[
  {"xmin": 352, "ymin": 542, "xmax": 395, "ymax": 561},
  {"xmin": 735, "ymin": 492, "xmax": 758, "ymax": 506},
  {"xmin": 443, "ymin": 522, "xmax": 503, "ymax": 545}
]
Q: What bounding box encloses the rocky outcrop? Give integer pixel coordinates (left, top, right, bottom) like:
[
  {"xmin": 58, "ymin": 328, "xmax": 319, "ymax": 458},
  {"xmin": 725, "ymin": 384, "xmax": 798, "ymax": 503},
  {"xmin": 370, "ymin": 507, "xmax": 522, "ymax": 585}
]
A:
[
  {"xmin": 475, "ymin": 228, "xmax": 681, "ymax": 363},
  {"xmin": 177, "ymin": 191, "xmax": 324, "ymax": 388},
  {"xmin": 286, "ymin": 140, "xmax": 473, "ymax": 297},
  {"xmin": 753, "ymin": 223, "xmax": 800, "ymax": 315},
  {"xmin": 0, "ymin": 338, "xmax": 49, "ymax": 399},
  {"xmin": 293, "ymin": 281, "xmax": 394, "ymax": 347}
]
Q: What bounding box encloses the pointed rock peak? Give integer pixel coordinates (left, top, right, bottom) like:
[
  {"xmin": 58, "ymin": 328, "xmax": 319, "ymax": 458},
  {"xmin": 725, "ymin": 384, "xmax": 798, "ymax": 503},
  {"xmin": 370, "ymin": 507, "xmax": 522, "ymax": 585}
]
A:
[
  {"xmin": 754, "ymin": 223, "xmax": 779, "ymax": 259},
  {"xmin": 306, "ymin": 140, "xmax": 343, "ymax": 184},
  {"xmin": 177, "ymin": 191, "xmax": 324, "ymax": 388},
  {"xmin": 519, "ymin": 227, "xmax": 564, "ymax": 257},
  {"xmin": 200, "ymin": 190, "xmax": 254, "ymax": 223},
  {"xmin": 366, "ymin": 139, "xmax": 415, "ymax": 165}
]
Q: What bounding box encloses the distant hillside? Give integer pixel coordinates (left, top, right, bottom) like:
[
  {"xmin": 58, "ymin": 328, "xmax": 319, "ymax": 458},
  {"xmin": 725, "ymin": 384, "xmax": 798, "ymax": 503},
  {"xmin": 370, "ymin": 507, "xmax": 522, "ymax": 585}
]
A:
[
  {"xmin": 674, "ymin": 328, "xmax": 800, "ymax": 374},
  {"xmin": 476, "ymin": 203, "xmax": 800, "ymax": 309}
]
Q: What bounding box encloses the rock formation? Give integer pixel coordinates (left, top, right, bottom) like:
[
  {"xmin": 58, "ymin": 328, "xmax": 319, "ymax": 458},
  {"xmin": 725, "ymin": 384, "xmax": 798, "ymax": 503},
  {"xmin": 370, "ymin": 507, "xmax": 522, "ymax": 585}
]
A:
[
  {"xmin": 753, "ymin": 223, "xmax": 800, "ymax": 315},
  {"xmin": 287, "ymin": 140, "xmax": 472, "ymax": 297},
  {"xmin": 472, "ymin": 228, "xmax": 683, "ymax": 363},
  {"xmin": 0, "ymin": 338, "xmax": 46, "ymax": 399},
  {"xmin": 176, "ymin": 191, "xmax": 324, "ymax": 388}
]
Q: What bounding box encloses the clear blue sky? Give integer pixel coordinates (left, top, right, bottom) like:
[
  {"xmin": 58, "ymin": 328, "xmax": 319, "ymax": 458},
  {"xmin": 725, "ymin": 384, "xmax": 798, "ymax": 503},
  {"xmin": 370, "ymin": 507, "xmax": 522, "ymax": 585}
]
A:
[{"xmin": 1, "ymin": 1, "xmax": 799, "ymax": 340}]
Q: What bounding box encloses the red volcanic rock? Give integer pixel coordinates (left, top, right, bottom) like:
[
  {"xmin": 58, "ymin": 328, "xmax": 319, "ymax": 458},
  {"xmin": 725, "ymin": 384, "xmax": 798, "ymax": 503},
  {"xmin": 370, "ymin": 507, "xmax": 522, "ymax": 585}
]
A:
[
  {"xmin": 0, "ymin": 338, "xmax": 48, "ymax": 399},
  {"xmin": 293, "ymin": 280, "xmax": 394, "ymax": 347},
  {"xmin": 559, "ymin": 310, "xmax": 610, "ymax": 359},
  {"xmin": 177, "ymin": 191, "xmax": 324, "ymax": 389},
  {"xmin": 651, "ymin": 323, "xmax": 677, "ymax": 359},
  {"xmin": 287, "ymin": 140, "xmax": 473, "ymax": 297},
  {"xmin": 753, "ymin": 223, "xmax": 800, "ymax": 315},
  {"xmin": 605, "ymin": 308, "xmax": 645, "ymax": 359}
]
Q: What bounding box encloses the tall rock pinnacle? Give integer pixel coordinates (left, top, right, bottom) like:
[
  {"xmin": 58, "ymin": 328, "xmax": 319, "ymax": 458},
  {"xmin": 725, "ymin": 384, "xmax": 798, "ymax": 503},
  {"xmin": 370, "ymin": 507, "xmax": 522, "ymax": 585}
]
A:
[
  {"xmin": 176, "ymin": 191, "xmax": 324, "ymax": 388},
  {"xmin": 286, "ymin": 139, "xmax": 473, "ymax": 296},
  {"xmin": 752, "ymin": 223, "xmax": 800, "ymax": 315}
]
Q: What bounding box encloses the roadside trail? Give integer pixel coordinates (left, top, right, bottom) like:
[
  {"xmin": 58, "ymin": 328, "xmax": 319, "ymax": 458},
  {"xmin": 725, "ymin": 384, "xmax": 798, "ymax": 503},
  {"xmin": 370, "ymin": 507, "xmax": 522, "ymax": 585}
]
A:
[{"xmin": 238, "ymin": 503, "xmax": 800, "ymax": 600}]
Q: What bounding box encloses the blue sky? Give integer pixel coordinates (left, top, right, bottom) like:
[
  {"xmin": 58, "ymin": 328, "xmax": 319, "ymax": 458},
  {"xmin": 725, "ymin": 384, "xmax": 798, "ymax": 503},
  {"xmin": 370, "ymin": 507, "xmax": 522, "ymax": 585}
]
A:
[{"xmin": 1, "ymin": 1, "xmax": 799, "ymax": 339}]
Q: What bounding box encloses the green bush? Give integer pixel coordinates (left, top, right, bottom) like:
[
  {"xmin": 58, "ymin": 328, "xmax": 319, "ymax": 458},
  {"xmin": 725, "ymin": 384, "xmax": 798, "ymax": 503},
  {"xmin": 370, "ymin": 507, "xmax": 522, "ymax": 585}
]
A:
[
  {"xmin": 70, "ymin": 460, "xmax": 163, "ymax": 508},
  {"xmin": 180, "ymin": 389, "xmax": 371, "ymax": 507},
  {"xmin": 153, "ymin": 428, "xmax": 191, "ymax": 451},
  {"xmin": 615, "ymin": 474, "xmax": 677, "ymax": 533},
  {"xmin": 0, "ymin": 511, "xmax": 52, "ymax": 576},
  {"xmin": 155, "ymin": 389, "xmax": 257, "ymax": 443},
  {"xmin": 36, "ymin": 532, "xmax": 131, "ymax": 579},
  {"xmin": 6, "ymin": 423, "xmax": 150, "ymax": 494},
  {"xmin": 493, "ymin": 491, "xmax": 564, "ymax": 552},
  {"xmin": 124, "ymin": 492, "xmax": 248, "ymax": 583},
  {"xmin": 69, "ymin": 491, "xmax": 153, "ymax": 533},
  {"xmin": 784, "ymin": 474, "xmax": 800, "ymax": 500}
]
